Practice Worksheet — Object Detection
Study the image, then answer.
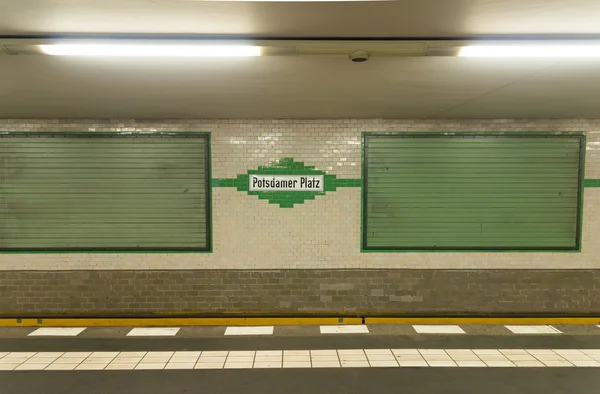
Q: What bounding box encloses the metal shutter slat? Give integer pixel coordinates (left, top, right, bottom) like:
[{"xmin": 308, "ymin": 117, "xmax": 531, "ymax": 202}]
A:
[
  {"xmin": 364, "ymin": 134, "xmax": 584, "ymax": 250},
  {"xmin": 0, "ymin": 133, "xmax": 210, "ymax": 251}
]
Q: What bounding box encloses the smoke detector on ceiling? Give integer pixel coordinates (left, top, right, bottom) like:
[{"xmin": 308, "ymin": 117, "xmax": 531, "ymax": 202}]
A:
[{"xmin": 349, "ymin": 50, "xmax": 370, "ymax": 62}]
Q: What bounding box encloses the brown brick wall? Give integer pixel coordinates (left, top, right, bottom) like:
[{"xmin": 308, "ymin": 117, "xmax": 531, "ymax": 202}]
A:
[{"xmin": 1, "ymin": 270, "xmax": 599, "ymax": 315}]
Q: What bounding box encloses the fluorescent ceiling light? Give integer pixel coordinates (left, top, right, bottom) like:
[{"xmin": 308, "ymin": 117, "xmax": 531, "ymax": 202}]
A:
[
  {"xmin": 39, "ymin": 44, "xmax": 262, "ymax": 57},
  {"xmin": 458, "ymin": 45, "xmax": 600, "ymax": 58},
  {"xmin": 179, "ymin": 0, "xmax": 384, "ymax": 2}
]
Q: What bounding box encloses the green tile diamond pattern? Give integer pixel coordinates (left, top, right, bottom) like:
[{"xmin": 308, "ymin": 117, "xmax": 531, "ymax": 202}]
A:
[{"xmin": 212, "ymin": 158, "xmax": 361, "ymax": 207}]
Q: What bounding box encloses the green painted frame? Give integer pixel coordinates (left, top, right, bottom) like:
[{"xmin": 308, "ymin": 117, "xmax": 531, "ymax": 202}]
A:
[
  {"xmin": 361, "ymin": 131, "xmax": 587, "ymax": 253},
  {"xmin": 0, "ymin": 131, "xmax": 213, "ymax": 253}
]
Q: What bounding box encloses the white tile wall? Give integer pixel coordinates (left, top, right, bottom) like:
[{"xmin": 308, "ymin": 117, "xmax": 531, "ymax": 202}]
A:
[{"xmin": 0, "ymin": 119, "xmax": 598, "ymax": 270}]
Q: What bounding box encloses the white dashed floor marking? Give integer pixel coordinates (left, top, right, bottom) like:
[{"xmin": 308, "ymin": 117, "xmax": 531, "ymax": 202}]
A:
[
  {"xmin": 126, "ymin": 328, "xmax": 180, "ymax": 337},
  {"xmin": 505, "ymin": 325, "xmax": 562, "ymax": 335},
  {"xmin": 413, "ymin": 325, "xmax": 466, "ymax": 334},
  {"xmin": 28, "ymin": 328, "xmax": 87, "ymax": 337},
  {"xmin": 224, "ymin": 326, "xmax": 274, "ymax": 336},
  {"xmin": 320, "ymin": 325, "xmax": 370, "ymax": 334}
]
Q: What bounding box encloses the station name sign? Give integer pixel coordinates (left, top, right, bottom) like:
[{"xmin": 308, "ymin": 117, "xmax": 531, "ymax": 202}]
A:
[{"xmin": 249, "ymin": 174, "xmax": 324, "ymax": 192}]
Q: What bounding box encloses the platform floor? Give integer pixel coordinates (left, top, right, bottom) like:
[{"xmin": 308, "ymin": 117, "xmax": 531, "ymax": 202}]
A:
[
  {"xmin": 2, "ymin": 324, "xmax": 600, "ymax": 394},
  {"xmin": 1, "ymin": 323, "xmax": 599, "ymax": 339}
]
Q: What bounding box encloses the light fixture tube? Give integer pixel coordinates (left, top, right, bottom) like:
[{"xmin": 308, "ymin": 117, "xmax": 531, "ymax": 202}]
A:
[
  {"xmin": 39, "ymin": 44, "xmax": 262, "ymax": 57},
  {"xmin": 458, "ymin": 45, "xmax": 600, "ymax": 58}
]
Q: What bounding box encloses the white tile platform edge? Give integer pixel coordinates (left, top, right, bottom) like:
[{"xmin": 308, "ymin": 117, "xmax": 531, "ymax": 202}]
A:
[
  {"xmin": 413, "ymin": 325, "xmax": 466, "ymax": 334},
  {"xmin": 126, "ymin": 328, "xmax": 181, "ymax": 337},
  {"xmin": 28, "ymin": 328, "xmax": 87, "ymax": 337},
  {"xmin": 0, "ymin": 349, "xmax": 599, "ymax": 370},
  {"xmin": 320, "ymin": 325, "xmax": 370, "ymax": 334},
  {"xmin": 504, "ymin": 325, "xmax": 563, "ymax": 335},
  {"xmin": 224, "ymin": 326, "xmax": 274, "ymax": 336}
]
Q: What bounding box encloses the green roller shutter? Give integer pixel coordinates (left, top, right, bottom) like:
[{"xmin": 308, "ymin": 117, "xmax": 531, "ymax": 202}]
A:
[
  {"xmin": 363, "ymin": 133, "xmax": 585, "ymax": 251},
  {"xmin": 0, "ymin": 132, "xmax": 210, "ymax": 251}
]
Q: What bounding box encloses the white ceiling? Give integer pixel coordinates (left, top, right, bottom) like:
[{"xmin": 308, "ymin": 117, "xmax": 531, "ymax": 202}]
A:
[
  {"xmin": 1, "ymin": 0, "xmax": 600, "ymax": 119},
  {"xmin": 2, "ymin": 0, "xmax": 600, "ymax": 37}
]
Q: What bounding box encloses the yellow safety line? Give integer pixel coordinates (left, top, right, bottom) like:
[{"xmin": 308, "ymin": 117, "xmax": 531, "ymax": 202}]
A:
[
  {"xmin": 0, "ymin": 316, "xmax": 599, "ymax": 327},
  {"xmin": 364, "ymin": 317, "xmax": 600, "ymax": 325},
  {"xmin": 0, "ymin": 317, "xmax": 363, "ymax": 327}
]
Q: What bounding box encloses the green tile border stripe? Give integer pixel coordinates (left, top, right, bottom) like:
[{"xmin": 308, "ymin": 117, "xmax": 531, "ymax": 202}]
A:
[
  {"xmin": 584, "ymin": 179, "xmax": 600, "ymax": 187},
  {"xmin": 215, "ymin": 178, "xmax": 600, "ymax": 188},
  {"xmin": 212, "ymin": 178, "xmax": 361, "ymax": 188}
]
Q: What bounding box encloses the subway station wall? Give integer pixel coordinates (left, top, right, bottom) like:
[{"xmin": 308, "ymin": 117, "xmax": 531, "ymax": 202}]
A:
[{"xmin": 0, "ymin": 119, "xmax": 599, "ymax": 315}]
